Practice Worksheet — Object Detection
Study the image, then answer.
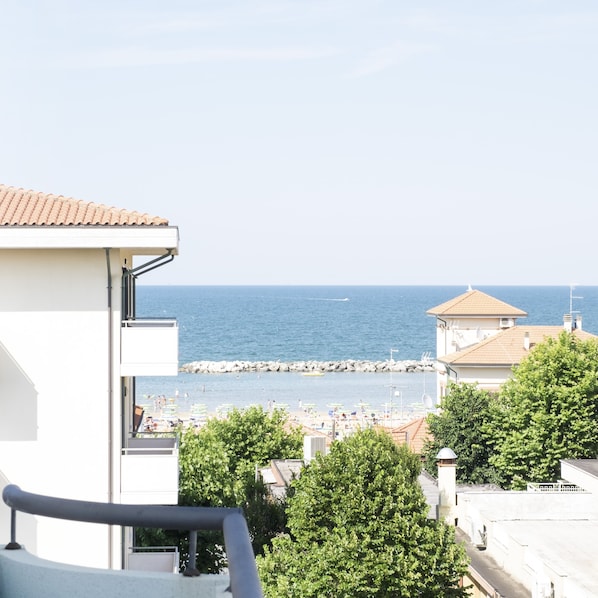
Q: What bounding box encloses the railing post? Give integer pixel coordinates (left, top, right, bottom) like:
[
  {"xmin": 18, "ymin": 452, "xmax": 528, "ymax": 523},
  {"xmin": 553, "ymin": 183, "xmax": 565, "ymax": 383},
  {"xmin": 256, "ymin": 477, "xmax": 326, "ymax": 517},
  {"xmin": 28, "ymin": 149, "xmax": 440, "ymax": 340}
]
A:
[
  {"xmin": 223, "ymin": 512, "xmax": 264, "ymax": 598},
  {"xmin": 5, "ymin": 508, "xmax": 21, "ymax": 550},
  {"xmin": 183, "ymin": 530, "xmax": 200, "ymax": 577}
]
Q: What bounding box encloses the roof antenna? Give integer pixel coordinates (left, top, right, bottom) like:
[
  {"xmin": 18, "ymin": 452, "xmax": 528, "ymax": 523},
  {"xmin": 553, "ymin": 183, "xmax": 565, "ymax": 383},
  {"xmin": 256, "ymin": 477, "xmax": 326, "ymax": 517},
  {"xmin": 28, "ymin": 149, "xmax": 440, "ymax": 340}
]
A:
[{"xmin": 570, "ymin": 284, "xmax": 583, "ymax": 318}]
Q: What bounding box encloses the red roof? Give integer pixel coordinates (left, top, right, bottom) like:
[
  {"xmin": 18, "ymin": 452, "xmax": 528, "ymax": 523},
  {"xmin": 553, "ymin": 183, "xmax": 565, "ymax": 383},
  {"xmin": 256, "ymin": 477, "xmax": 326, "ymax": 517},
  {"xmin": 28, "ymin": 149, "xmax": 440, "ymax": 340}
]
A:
[
  {"xmin": 427, "ymin": 289, "xmax": 527, "ymax": 318},
  {"xmin": 0, "ymin": 184, "xmax": 168, "ymax": 226}
]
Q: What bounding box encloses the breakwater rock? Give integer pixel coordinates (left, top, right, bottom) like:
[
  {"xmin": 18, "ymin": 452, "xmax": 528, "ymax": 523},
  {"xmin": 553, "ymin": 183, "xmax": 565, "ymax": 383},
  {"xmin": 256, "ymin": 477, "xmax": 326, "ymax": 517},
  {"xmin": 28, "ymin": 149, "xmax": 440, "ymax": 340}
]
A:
[{"xmin": 179, "ymin": 359, "xmax": 436, "ymax": 374}]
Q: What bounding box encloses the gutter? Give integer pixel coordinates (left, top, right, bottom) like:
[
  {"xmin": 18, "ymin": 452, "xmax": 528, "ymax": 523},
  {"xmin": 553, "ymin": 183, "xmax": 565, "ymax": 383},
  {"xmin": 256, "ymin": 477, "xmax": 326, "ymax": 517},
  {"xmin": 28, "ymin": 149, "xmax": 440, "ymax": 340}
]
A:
[{"xmin": 104, "ymin": 248, "xmax": 114, "ymax": 568}]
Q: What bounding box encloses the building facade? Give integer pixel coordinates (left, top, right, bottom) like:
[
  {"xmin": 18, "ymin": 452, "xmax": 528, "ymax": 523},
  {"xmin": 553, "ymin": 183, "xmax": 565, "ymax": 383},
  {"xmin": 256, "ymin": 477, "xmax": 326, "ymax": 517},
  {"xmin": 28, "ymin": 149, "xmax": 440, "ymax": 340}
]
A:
[
  {"xmin": 427, "ymin": 288, "xmax": 594, "ymax": 398},
  {"xmin": 0, "ymin": 184, "xmax": 179, "ymax": 569}
]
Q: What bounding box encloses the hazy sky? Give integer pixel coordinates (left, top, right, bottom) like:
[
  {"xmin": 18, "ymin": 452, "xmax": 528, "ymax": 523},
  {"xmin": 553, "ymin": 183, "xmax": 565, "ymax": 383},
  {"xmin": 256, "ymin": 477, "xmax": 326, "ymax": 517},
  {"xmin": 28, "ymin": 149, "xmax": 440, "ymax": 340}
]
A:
[{"xmin": 1, "ymin": 1, "xmax": 596, "ymax": 286}]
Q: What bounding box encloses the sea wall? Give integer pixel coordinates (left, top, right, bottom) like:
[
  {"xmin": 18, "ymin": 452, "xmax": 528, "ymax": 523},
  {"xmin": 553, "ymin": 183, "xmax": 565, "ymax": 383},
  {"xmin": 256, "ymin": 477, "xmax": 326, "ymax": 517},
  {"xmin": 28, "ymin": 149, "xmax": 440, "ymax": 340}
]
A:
[{"xmin": 179, "ymin": 359, "xmax": 436, "ymax": 374}]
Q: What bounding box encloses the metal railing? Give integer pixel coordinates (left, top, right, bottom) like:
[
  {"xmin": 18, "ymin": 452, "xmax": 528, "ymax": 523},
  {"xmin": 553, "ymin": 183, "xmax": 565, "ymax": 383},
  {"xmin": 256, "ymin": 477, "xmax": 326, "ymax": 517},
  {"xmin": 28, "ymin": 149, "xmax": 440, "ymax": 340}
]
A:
[
  {"xmin": 526, "ymin": 481, "xmax": 585, "ymax": 492},
  {"xmin": 2, "ymin": 484, "xmax": 263, "ymax": 598}
]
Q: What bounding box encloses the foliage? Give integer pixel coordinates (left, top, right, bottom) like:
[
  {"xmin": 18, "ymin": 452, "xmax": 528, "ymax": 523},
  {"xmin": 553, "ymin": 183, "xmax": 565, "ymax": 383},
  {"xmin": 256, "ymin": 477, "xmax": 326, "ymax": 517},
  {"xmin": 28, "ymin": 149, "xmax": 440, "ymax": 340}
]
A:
[
  {"xmin": 422, "ymin": 383, "xmax": 499, "ymax": 484},
  {"xmin": 198, "ymin": 405, "xmax": 304, "ymax": 486},
  {"xmin": 137, "ymin": 405, "xmax": 303, "ymax": 572},
  {"xmin": 489, "ymin": 332, "xmax": 598, "ymax": 489},
  {"xmin": 257, "ymin": 428, "xmax": 469, "ymax": 597}
]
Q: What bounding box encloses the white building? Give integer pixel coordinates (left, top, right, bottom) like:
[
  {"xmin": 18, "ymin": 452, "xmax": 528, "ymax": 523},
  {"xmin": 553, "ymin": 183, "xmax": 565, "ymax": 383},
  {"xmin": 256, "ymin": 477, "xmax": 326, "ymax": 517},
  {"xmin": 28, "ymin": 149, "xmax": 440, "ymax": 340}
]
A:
[
  {"xmin": 457, "ymin": 460, "xmax": 598, "ymax": 597},
  {"xmin": 427, "ymin": 288, "xmax": 595, "ymax": 398},
  {"xmin": 0, "ymin": 184, "xmax": 180, "ymax": 569}
]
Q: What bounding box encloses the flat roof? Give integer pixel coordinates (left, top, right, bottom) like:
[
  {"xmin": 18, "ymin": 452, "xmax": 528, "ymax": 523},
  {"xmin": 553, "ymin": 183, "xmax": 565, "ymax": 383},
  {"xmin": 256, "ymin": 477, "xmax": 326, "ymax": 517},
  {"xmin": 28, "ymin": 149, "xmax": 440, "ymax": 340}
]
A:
[{"xmin": 459, "ymin": 491, "xmax": 598, "ymax": 594}]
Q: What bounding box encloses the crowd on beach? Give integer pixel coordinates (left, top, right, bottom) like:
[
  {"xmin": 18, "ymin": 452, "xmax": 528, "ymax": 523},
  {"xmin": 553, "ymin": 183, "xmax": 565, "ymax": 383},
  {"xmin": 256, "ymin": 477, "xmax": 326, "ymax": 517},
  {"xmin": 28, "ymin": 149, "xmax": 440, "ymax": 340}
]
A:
[{"xmin": 140, "ymin": 394, "xmax": 421, "ymax": 438}]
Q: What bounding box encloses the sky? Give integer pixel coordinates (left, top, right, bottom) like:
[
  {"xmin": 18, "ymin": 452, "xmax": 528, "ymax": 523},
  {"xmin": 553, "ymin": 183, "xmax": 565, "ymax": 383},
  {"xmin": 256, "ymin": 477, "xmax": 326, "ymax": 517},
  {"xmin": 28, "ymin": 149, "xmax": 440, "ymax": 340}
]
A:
[{"xmin": 0, "ymin": 1, "xmax": 596, "ymax": 286}]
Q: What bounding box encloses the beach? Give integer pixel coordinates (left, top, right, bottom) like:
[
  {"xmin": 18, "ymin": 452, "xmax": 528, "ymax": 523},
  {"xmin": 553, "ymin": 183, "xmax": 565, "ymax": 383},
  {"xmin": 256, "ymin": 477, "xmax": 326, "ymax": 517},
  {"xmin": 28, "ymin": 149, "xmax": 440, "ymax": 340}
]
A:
[{"xmin": 137, "ymin": 374, "xmax": 432, "ymax": 439}]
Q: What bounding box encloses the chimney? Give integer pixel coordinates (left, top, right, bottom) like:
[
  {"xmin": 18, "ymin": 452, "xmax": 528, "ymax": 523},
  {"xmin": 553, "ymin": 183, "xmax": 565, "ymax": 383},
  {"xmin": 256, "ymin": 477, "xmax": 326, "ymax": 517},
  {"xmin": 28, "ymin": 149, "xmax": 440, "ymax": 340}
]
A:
[
  {"xmin": 563, "ymin": 314, "xmax": 572, "ymax": 332},
  {"xmin": 436, "ymin": 447, "xmax": 457, "ymax": 525},
  {"xmin": 575, "ymin": 314, "xmax": 582, "ymax": 331},
  {"xmin": 523, "ymin": 331, "xmax": 530, "ymax": 351}
]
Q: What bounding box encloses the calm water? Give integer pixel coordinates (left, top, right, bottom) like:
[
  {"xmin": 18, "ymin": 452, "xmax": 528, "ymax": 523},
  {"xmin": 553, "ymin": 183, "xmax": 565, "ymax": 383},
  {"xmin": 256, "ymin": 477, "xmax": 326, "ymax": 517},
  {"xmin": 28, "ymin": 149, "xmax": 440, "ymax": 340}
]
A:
[{"xmin": 135, "ymin": 285, "xmax": 598, "ymax": 416}]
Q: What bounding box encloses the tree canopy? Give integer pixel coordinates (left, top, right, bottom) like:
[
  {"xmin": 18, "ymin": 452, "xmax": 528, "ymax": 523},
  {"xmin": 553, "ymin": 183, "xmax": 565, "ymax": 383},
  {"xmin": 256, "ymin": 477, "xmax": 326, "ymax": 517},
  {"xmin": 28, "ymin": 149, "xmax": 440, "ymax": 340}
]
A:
[
  {"xmin": 422, "ymin": 383, "xmax": 499, "ymax": 485},
  {"xmin": 178, "ymin": 404, "xmax": 303, "ymax": 507},
  {"xmin": 137, "ymin": 405, "xmax": 303, "ymax": 572},
  {"xmin": 257, "ymin": 428, "xmax": 469, "ymax": 597},
  {"xmin": 489, "ymin": 332, "xmax": 598, "ymax": 489}
]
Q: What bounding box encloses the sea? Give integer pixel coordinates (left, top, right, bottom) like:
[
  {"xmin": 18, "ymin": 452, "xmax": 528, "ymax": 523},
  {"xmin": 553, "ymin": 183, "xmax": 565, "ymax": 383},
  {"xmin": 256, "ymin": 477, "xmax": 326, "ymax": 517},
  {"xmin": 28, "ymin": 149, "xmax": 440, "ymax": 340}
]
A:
[{"xmin": 134, "ymin": 285, "xmax": 598, "ymax": 421}]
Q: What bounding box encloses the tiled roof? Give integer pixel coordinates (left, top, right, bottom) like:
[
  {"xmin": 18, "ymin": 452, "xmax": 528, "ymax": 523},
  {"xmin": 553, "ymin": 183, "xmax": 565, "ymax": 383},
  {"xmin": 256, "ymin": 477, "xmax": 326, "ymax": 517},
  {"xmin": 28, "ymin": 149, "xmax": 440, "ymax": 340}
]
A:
[
  {"xmin": 427, "ymin": 289, "xmax": 527, "ymax": 318},
  {"xmin": 440, "ymin": 326, "xmax": 597, "ymax": 367},
  {"xmin": 0, "ymin": 184, "xmax": 168, "ymax": 226},
  {"xmin": 377, "ymin": 417, "xmax": 432, "ymax": 454}
]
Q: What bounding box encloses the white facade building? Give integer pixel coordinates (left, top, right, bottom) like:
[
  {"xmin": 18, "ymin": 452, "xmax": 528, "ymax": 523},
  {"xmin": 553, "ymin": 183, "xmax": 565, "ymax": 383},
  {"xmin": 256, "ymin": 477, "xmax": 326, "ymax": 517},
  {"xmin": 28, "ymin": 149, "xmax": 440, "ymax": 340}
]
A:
[
  {"xmin": 427, "ymin": 288, "xmax": 595, "ymax": 398},
  {"xmin": 0, "ymin": 184, "xmax": 180, "ymax": 569},
  {"xmin": 457, "ymin": 461, "xmax": 598, "ymax": 597}
]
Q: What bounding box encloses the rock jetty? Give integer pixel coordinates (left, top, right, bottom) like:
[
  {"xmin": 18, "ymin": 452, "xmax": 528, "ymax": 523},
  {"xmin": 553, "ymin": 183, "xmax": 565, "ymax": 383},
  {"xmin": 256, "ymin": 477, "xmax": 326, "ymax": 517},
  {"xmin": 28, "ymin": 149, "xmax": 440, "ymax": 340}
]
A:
[{"xmin": 179, "ymin": 359, "xmax": 436, "ymax": 374}]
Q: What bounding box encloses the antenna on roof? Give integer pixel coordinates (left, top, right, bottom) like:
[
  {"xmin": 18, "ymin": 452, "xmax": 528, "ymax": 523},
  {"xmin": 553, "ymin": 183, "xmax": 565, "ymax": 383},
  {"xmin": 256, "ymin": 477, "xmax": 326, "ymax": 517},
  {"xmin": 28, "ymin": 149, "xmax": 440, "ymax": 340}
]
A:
[{"xmin": 569, "ymin": 284, "xmax": 583, "ymax": 316}]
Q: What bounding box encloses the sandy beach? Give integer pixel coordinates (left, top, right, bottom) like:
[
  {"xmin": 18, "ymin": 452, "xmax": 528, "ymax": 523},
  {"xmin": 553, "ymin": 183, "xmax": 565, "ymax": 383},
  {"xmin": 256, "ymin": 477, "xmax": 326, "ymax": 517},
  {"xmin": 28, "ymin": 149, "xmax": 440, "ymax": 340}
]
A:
[{"xmin": 138, "ymin": 396, "xmax": 422, "ymax": 439}]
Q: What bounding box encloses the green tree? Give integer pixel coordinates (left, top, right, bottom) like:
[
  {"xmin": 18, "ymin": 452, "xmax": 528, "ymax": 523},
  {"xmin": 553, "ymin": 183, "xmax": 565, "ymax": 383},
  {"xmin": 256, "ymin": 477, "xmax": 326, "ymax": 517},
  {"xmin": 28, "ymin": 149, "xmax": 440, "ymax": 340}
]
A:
[
  {"xmin": 137, "ymin": 405, "xmax": 303, "ymax": 572},
  {"xmin": 257, "ymin": 429, "xmax": 469, "ymax": 597},
  {"xmin": 422, "ymin": 383, "xmax": 499, "ymax": 484},
  {"xmin": 489, "ymin": 332, "xmax": 598, "ymax": 489}
]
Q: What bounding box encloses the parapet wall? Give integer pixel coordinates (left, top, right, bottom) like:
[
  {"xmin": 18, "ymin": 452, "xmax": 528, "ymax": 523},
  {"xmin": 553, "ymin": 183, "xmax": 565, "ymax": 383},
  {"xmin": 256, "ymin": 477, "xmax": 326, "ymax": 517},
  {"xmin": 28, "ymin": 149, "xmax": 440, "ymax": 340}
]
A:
[{"xmin": 0, "ymin": 547, "xmax": 230, "ymax": 598}]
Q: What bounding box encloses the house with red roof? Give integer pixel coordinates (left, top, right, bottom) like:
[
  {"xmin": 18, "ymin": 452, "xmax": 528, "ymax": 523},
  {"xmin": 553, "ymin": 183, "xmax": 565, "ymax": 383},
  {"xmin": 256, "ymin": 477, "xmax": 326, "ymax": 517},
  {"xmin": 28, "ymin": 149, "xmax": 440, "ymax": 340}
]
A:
[
  {"xmin": 0, "ymin": 184, "xmax": 179, "ymax": 570},
  {"xmin": 427, "ymin": 287, "xmax": 595, "ymax": 399}
]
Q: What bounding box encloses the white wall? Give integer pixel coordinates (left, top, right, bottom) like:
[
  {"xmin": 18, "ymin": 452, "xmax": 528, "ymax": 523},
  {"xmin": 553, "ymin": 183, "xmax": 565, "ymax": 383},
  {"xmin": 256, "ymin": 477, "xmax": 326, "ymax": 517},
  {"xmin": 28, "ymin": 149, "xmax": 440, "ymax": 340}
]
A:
[
  {"xmin": 451, "ymin": 366, "xmax": 514, "ymax": 391},
  {"xmin": 0, "ymin": 248, "xmax": 123, "ymax": 568},
  {"xmin": 435, "ymin": 316, "xmax": 506, "ymax": 359},
  {"xmin": 0, "ymin": 547, "xmax": 232, "ymax": 598}
]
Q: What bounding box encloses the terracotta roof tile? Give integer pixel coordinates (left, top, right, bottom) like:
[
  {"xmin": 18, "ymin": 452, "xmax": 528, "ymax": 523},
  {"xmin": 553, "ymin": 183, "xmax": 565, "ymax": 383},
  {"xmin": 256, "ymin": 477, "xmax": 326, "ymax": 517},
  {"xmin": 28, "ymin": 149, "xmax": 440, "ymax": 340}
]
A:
[
  {"xmin": 440, "ymin": 326, "xmax": 597, "ymax": 367},
  {"xmin": 0, "ymin": 184, "xmax": 168, "ymax": 226},
  {"xmin": 377, "ymin": 417, "xmax": 432, "ymax": 455},
  {"xmin": 427, "ymin": 289, "xmax": 527, "ymax": 318}
]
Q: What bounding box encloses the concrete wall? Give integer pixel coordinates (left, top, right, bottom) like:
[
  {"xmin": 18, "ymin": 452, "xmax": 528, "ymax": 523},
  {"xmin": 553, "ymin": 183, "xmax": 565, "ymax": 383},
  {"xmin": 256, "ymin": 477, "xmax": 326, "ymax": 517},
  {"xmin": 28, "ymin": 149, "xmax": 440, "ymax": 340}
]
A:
[{"xmin": 0, "ymin": 547, "xmax": 231, "ymax": 598}]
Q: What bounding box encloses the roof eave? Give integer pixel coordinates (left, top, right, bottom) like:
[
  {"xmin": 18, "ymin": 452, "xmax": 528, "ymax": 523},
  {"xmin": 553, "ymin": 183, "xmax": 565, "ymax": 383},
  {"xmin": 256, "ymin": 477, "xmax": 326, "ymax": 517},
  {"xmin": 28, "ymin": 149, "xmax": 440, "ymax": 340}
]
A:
[{"xmin": 0, "ymin": 225, "xmax": 179, "ymax": 255}]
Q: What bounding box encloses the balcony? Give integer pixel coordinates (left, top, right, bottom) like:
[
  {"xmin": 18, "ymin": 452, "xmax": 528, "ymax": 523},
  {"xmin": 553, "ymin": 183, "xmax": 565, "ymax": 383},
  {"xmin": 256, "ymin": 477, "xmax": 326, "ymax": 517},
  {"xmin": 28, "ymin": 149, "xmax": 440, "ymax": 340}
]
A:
[
  {"xmin": 1, "ymin": 484, "xmax": 264, "ymax": 598},
  {"xmin": 120, "ymin": 319, "xmax": 179, "ymax": 376},
  {"xmin": 121, "ymin": 437, "xmax": 179, "ymax": 505}
]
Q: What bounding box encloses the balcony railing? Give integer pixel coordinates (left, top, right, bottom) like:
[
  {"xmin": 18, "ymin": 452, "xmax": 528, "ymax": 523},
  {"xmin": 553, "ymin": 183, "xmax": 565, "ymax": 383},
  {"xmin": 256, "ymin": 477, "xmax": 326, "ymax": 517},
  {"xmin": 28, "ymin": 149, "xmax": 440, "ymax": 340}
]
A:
[
  {"xmin": 121, "ymin": 319, "xmax": 179, "ymax": 376},
  {"xmin": 2, "ymin": 484, "xmax": 263, "ymax": 598},
  {"xmin": 121, "ymin": 436, "xmax": 179, "ymax": 505}
]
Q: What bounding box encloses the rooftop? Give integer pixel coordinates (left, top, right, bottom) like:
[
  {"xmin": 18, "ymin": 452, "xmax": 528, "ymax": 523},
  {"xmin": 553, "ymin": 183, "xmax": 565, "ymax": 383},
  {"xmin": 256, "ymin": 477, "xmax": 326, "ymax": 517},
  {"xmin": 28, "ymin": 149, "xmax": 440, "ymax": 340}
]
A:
[
  {"xmin": 0, "ymin": 184, "xmax": 168, "ymax": 226},
  {"xmin": 427, "ymin": 289, "xmax": 528, "ymax": 318},
  {"xmin": 459, "ymin": 490, "xmax": 598, "ymax": 595},
  {"xmin": 439, "ymin": 325, "xmax": 597, "ymax": 367},
  {"xmin": 378, "ymin": 417, "xmax": 432, "ymax": 454}
]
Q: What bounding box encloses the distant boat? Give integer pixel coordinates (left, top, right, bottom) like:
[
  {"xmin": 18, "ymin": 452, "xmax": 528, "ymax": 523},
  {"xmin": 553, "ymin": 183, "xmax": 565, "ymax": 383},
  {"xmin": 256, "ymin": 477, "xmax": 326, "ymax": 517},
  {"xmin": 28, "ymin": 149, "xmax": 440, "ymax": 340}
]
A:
[{"xmin": 302, "ymin": 371, "xmax": 325, "ymax": 377}]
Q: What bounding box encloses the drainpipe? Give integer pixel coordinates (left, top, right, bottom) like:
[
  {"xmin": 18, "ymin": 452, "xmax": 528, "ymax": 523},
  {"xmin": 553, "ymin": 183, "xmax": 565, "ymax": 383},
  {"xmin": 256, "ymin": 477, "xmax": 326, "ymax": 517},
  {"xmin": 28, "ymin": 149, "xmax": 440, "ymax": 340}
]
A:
[{"xmin": 105, "ymin": 248, "xmax": 114, "ymax": 568}]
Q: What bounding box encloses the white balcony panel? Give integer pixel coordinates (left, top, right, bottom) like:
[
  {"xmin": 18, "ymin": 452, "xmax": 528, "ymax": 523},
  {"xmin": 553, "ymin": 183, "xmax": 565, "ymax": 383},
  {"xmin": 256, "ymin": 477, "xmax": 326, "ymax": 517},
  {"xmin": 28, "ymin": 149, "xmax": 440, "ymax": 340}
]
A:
[
  {"xmin": 127, "ymin": 548, "xmax": 179, "ymax": 573},
  {"xmin": 0, "ymin": 548, "xmax": 230, "ymax": 598},
  {"xmin": 121, "ymin": 437, "xmax": 179, "ymax": 505},
  {"xmin": 121, "ymin": 319, "xmax": 178, "ymax": 376}
]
